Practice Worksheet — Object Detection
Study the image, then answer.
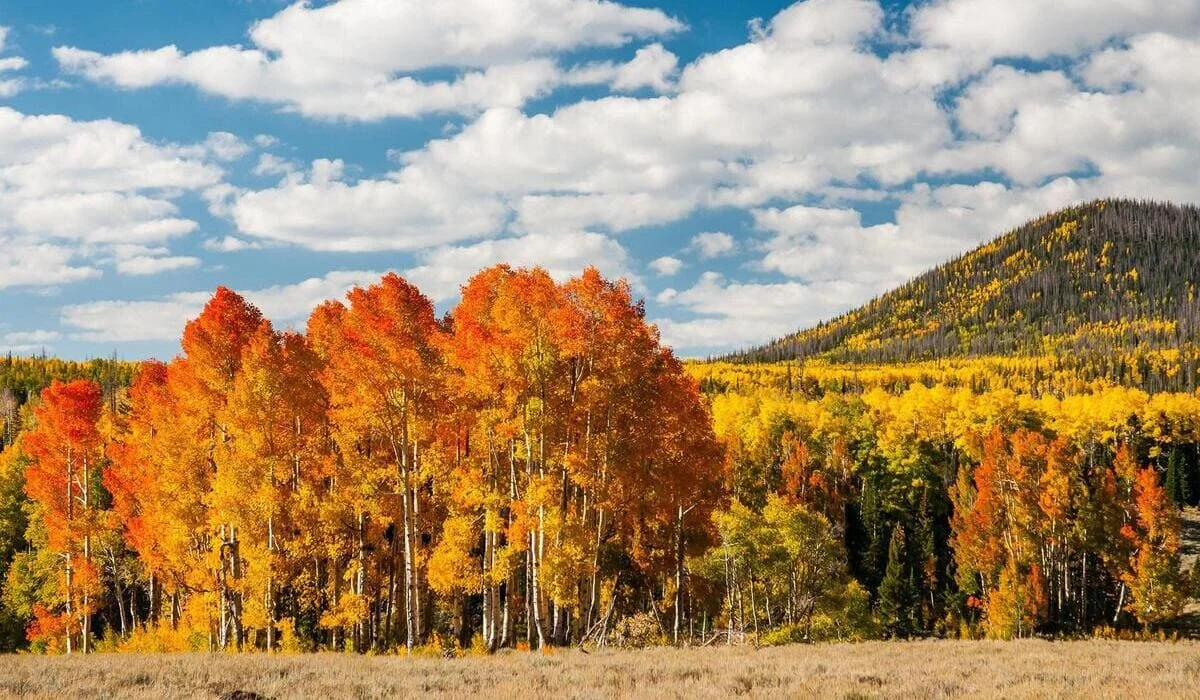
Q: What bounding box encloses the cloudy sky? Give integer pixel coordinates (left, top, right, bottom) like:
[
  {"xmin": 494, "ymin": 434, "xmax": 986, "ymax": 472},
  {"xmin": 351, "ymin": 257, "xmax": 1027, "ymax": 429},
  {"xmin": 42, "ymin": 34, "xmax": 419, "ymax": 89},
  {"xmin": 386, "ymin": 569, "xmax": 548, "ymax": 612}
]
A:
[{"xmin": 0, "ymin": 0, "xmax": 1198, "ymax": 359}]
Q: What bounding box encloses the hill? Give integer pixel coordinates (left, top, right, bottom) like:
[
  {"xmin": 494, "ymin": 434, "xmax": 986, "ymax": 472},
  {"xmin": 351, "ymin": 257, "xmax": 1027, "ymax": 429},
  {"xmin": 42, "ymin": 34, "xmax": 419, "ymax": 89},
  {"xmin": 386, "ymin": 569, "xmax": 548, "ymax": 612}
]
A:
[{"xmin": 731, "ymin": 199, "xmax": 1200, "ymax": 390}]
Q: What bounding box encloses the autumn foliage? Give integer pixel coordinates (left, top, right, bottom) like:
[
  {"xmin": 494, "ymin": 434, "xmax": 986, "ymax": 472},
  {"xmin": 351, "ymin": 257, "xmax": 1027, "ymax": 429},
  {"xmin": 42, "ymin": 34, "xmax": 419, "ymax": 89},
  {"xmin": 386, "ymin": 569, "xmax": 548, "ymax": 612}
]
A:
[
  {"xmin": 699, "ymin": 363, "xmax": 1191, "ymax": 641},
  {"xmin": 2, "ymin": 267, "xmax": 726, "ymax": 653},
  {"xmin": 0, "ymin": 264, "xmax": 1194, "ymax": 654}
]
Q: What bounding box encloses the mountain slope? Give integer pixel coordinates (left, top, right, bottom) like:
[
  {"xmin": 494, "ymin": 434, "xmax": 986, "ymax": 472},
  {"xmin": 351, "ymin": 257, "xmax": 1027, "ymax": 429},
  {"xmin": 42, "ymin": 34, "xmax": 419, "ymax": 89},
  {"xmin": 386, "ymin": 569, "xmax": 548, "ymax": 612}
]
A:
[{"xmin": 733, "ymin": 199, "xmax": 1200, "ymax": 375}]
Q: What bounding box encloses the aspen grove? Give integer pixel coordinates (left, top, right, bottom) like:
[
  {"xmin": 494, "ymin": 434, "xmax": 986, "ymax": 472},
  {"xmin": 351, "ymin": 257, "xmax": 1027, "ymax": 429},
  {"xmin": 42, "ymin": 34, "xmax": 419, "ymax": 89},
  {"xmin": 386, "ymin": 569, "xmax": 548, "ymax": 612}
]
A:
[{"xmin": 4, "ymin": 266, "xmax": 725, "ymax": 653}]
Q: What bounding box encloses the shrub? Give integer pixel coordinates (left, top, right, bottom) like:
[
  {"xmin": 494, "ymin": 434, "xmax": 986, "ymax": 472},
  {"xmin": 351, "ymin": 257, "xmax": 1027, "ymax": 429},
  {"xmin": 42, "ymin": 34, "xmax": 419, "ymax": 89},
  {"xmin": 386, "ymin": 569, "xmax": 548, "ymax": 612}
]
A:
[{"xmin": 611, "ymin": 612, "xmax": 665, "ymax": 648}]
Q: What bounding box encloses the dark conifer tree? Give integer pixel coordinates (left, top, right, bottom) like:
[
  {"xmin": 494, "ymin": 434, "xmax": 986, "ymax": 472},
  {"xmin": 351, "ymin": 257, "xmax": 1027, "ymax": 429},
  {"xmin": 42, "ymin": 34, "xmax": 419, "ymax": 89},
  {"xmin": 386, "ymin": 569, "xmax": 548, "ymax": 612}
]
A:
[{"xmin": 879, "ymin": 524, "xmax": 916, "ymax": 638}]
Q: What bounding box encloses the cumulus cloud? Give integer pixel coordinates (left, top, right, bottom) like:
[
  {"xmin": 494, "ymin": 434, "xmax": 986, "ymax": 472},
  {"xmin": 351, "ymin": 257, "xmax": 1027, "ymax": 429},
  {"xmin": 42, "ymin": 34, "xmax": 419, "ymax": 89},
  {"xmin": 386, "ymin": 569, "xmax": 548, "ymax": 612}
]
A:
[
  {"xmin": 115, "ymin": 255, "xmax": 202, "ymax": 276},
  {"xmin": 229, "ymin": 158, "xmax": 507, "ymax": 251},
  {"xmin": 202, "ymin": 131, "xmax": 251, "ymax": 162},
  {"xmin": 0, "ymin": 107, "xmax": 232, "ymax": 288},
  {"xmin": 61, "ymin": 270, "xmax": 386, "ymax": 342},
  {"xmin": 649, "ymin": 256, "xmax": 683, "ymax": 276},
  {"xmin": 2, "ymin": 330, "xmax": 60, "ymax": 344},
  {"xmin": 0, "ymin": 26, "xmax": 27, "ymax": 98},
  {"xmin": 55, "ymin": 0, "xmax": 682, "ymax": 120},
  {"xmin": 1, "ymin": 329, "xmax": 61, "ymax": 354},
  {"xmin": 654, "ymin": 272, "xmax": 865, "ymax": 354},
  {"xmin": 404, "ymin": 231, "xmax": 635, "ymax": 301},
  {"xmin": 202, "ymin": 236, "xmax": 262, "ymax": 253},
  {"xmin": 213, "ymin": 0, "xmax": 954, "ymax": 251},
  {"xmin": 0, "ymin": 242, "xmax": 100, "ymax": 290},
  {"xmin": 911, "ymin": 0, "xmax": 1200, "ymax": 62},
  {"xmin": 567, "ymin": 43, "xmax": 679, "ymax": 93},
  {"xmin": 690, "ymin": 232, "xmax": 737, "ymax": 259}
]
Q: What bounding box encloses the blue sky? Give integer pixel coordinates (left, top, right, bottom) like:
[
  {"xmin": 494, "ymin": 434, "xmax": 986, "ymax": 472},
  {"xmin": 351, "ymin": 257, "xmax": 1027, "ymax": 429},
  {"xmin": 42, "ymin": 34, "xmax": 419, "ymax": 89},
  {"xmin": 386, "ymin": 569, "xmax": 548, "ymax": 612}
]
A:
[{"xmin": 0, "ymin": 0, "xmax": 1197, "ymax": 360}]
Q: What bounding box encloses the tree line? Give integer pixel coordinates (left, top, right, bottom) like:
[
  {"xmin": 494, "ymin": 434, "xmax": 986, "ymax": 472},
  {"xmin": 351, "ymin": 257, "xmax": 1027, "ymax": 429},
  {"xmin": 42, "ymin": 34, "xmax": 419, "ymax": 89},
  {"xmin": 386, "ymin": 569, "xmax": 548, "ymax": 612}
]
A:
[
  {"xmin": 1, "ymin": 266, "xmax": 1196, "ymax": 655},
  {"xmin": 703, "ymin": 368, "xmax": 1193, "ymax": 640}
]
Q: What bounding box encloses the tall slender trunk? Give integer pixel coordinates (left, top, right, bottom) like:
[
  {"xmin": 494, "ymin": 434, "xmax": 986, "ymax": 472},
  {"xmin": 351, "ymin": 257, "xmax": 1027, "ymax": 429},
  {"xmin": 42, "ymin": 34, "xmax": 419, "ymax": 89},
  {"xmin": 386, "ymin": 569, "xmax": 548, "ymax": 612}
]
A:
[
  {"xmin": 747, "ymin": 568, "xmax": 761, "ymax": 647},
  {"xmin": 356, "ymin": 512, "xmax": 368, "ymax": 651},
  {"xmin": 526, "ymin": 428, "xmax": 548, "ymax": 648},
  {"xmin": 65, "ymin": 445, "xmax": 74, "ymax": 655},
  {"xmin": 81, "ymin": 454, "xmax": 91, "ymax": 654},
  {"xmin": 587, "ymin": 508, "xmax": 604, "ymax": 630},
  {"xmin": 266, "ymin": 513, "xmax": 276, "ymax": 652},
  {"xmin": 723, "ymin": 544, "xmax": 734, "ymax": 645},
  {"xmin": 65, "ymin": 552, "xmax": 74, "ymax": 655},
  {"xmin": 673, "ymin": 504, "xmax": 685, "ymax": 645},
  {"xmin": 111, "ymin": 549, "xmax": 128, "ymax": 638},
  {"xmin": 401, "ymin": 478, "xmax": 416, "ymax": 651}
]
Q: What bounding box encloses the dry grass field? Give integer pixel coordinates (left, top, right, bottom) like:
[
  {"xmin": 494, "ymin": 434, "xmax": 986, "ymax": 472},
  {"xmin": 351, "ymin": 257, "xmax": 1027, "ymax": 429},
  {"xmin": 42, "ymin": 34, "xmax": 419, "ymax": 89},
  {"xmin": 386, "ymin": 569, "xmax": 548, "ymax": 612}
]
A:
[{"xmin": 1, "ymin": 639, "xmax": 1199, "ymax": 699}]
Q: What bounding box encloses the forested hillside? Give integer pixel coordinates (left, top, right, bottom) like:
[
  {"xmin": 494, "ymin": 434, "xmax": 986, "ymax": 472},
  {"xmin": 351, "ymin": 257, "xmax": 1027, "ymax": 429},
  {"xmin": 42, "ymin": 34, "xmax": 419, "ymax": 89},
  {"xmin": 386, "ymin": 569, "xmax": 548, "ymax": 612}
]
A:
[{"xmin": 735, "ymin": 200, "xmax": 1200, "ymax": 391}]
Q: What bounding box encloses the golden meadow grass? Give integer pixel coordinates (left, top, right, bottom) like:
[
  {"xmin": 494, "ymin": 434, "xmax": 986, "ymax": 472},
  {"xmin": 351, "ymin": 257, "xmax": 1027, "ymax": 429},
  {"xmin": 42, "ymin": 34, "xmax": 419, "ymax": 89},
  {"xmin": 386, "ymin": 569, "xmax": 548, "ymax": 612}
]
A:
[{"xmin": 2, "ymin": 639, "xmax": 1199, "ymax": 699}]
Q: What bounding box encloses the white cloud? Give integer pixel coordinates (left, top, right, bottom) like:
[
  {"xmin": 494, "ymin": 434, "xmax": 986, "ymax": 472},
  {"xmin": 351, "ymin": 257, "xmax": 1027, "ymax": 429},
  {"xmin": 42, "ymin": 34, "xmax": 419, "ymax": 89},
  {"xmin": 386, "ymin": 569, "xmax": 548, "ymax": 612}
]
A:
[
  {"xmin": 0, "ymin": 26, "xmax": 27, "ymax": 98},
  {"xmin": 0, "ymin": 108, "xmax": 222, "ymax": 272},
  {"xmin": 202, "ymin": 236, "xmax": 262, "ymax": 253},
  {"xmin": 115, "ymin": 255, "xmax": 202, "ymax": 276},
  {"xmin": 61, "ymin": 270, "xmax": 386, "ymax": 342},
  {"xmin": 60, "ymin": 0, "xmax": 959, "ymax": 253},
  {"xmin": 0, "ymin": 81, "xmax": 24, "ymax": 99},
  {"xmin": 753, "ymin": 205, "xmax": 921, "ymax": 284},
  {"xmin": 252, "ymin": 153, "xmax": 297, "ymax": 177},
  {"xmin": 654, "ymin": 272, "xmax": 866, "ymax": 353},
  {"xmin": 2, "ymin": 330, "xmax": 60, "ymax": 344},
  {"xmin": 55, "ymin": 0, "xmax": 682, "ymax": 121},
  {"xmin": 0, "ymin": 242, "xmax": 100, "ymax": 290},
  {"xmin": 202, "ymin": 131, "xmax": 251, "ymax": 161},
  {"xmin": 229, "ymin": 158, "xmax": 507, "ymax": 251},
  {"xmin": 405, "ymin": 231, "xmax": 634, "ymax": 301},
  {"xmin": 567, "ymin": 43, "xmax": 679, "ymax": 93},
  {"xmin": 759, "ymin": 0, "xmax": 882, "ymax": 47},
  {"xmin": 690, "ymin": 231, "xmax": 737, "ymax": 259},
  {"xmin": 13, "ymin": 192, "xmax": 197, "ymax": 244},
  {"xmin": 612, "ymin": 43, "xmax": 678, "ymax": 92},
  {"xmin": 1, "ymin": 328, "xmax": 61, "ymax": 354},
  {"xmin": 61, "ymin": 294, "xmax": 209, "ymax": 343},
  {"xmin": 912, "ymin": 0, "xmax": 1200, "ymax": 62},
  {"xmin": 649, "ymin": 256, "xmax": 683, "ymax": 276}
]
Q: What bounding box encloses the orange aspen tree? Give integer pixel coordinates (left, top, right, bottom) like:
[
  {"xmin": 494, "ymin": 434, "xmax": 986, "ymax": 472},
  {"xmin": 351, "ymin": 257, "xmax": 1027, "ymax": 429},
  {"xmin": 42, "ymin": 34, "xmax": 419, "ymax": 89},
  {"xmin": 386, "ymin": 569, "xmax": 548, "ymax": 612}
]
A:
[
  {"xmin": 211, "ymin": 324, "xmax": 328, "ymax": 650},
  {"xmin": 307, "ymin": 273, "xmax": 448, "ymax": 652},
  {"xmin": 23, "ymin": 380, "xmax": 105, "ymax": 653},
  {"xmin": 450, "ymin": 265, "xmax": 568, "ymax": 649},
  {"xmin": 1121, "ymin": 465, "xmax": 1185, "ymax": 625},
  {"xmin": 104, "ymin": 361, "xmax": 173, "ymax": 628}
]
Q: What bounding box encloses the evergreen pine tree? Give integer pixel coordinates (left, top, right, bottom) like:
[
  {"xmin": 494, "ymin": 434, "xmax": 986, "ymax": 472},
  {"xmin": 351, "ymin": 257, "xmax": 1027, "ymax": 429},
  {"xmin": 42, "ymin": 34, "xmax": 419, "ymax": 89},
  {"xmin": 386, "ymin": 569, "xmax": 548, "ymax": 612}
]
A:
[
  {"xmin": 1185, "ymin": 444, "xmax": 1200, "ymax": 507},
  {"xmin": 916, "ymin": 498, "xmax": 938, "ymax": 630},
  {"xmin": 1179, "ymin": 449, "xmax": 1194, "ymax": 506},
  {"xmin": 1166, "ymin": 448, "xmax": 1183, "ymax": 505},
  {"xmin": 879, "ymin": 524, "xmax": 915, "ymax": 638},
  {"xmin": 857, "ymin": 475, "xmax": 886, "ymax": 591}
]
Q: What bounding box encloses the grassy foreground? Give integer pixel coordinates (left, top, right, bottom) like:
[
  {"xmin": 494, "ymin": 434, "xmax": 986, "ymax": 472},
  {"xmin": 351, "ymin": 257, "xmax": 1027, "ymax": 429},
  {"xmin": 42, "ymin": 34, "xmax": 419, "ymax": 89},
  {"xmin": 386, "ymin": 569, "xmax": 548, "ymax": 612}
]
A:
[{"xmin": 1, "ymin": 639, "xmax": 1198, "ymax": 699}]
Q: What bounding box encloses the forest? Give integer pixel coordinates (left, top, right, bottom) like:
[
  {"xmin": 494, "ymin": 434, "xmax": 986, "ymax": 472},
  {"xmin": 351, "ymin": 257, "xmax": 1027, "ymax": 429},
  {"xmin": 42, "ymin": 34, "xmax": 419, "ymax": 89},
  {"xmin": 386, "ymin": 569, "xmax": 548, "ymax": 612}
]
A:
[
  {"xmin": 1, "ymin": 202, "xmax": 1199, "ymax": 655},
  {"xmin": 734, "ymin": 200, "xmax": 1200, "ymax": 392}
]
